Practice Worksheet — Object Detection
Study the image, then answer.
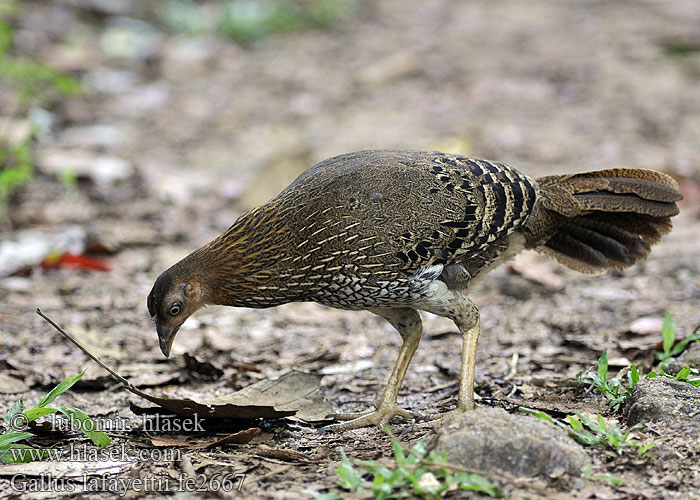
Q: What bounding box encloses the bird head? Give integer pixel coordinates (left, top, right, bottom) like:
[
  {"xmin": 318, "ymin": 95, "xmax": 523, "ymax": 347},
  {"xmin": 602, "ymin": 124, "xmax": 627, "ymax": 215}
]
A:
[{"xmin": 147, "ymin": 265, "xmax": 207, "ymax": 358}]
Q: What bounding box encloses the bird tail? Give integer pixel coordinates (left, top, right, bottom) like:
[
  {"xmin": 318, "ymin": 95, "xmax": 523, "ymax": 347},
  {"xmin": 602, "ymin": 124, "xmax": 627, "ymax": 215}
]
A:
[{"xmin": 523, "ymin": 168, "xmax": 682, "ymax": 273}]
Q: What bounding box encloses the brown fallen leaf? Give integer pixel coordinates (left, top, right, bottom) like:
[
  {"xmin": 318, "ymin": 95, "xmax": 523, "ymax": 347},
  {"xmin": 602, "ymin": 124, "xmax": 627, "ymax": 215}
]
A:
[
  {"xmin": 255, "ymin": 445, "xmax": 313, "ymax": 462},
  {"xmin": 36, "ymin": 309, "xmax": 324, "ymax": 421},
  {"xmin": 150, "ymin": 437, "xmax": 193, "ymax": 447},
  {"xmin": 199, "ymin": 427, "xmax": 261, "ymax": 448}
]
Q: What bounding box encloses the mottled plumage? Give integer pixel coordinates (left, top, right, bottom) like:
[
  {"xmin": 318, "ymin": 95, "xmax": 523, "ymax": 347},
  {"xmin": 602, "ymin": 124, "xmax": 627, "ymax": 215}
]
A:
[{"xmin": 148, "ymin": 149, "xmax": 681, "ymax": 431}]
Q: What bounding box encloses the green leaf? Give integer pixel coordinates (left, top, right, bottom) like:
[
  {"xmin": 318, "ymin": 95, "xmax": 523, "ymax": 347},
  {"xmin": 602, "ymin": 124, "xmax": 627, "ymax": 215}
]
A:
[
  {"xmin": 0, "ymin": 431, "xmax": 34, "ymax": 448},
  {"xmin": 575, "ymin": 412, "xmax": 597, "ymax": 431},
  {"xmin": 454, "ymin": 472, "xmax": 501, "ymax": 497},
  {"xmin": 567, "ymin": 415, "xmax": 583, "ymax": 430},
  {"xmin": 676, "ymin": 366, "xmax": 692, "ymax": 381},
  {"xmin": 638, "ymin": 438, "xmax": 664, "ymax": 455},
  {"xmin": 3, "ymin": 398, "xmax": 24, "ymax": 425},
  {"xmin": 0, "ymin": 21, "xmax": 12, "ymax": 57},
  {"xmin": 411, "ymin": 440, "xmax": 428, "ymax": 458},
  {"xmin": 24, "ymin": 406, "xmax": 58, "ymax": 422},
  {"xmin": 597, "ymin": 473, "xmax": 622, "ymax": 485},
  {"xmin": 0, "ymin": 443, "xmax": 52, "ymax": 463},
  {"xmin": 518, "ymin": 407, "xmax": 565, "ymax": 428},
  {"xmin": 628, "ymin": 365, "xmax": 640, "ymax": 391},
  {"xmin": 35, "ymin": 371, "xmax": 84, "ymax": 409},
  {"xmin": 661, "ymin": 313, "xmax": 675, "ymax": 356},
  {"xmin": 597, "ymin": 350, "xmax": 609, "ymax": 384},
  {"xmin": 336, "ymin": 449, "xmax": 362, "ymax": 491},
  {"xmin": 56, "ymin": 407, "xmax": 110, "ymax": 448},
  {"xmin": 391, "ymin": 439, "xmax": 405, "ymax": 465},
  {"xmin": 356, "ymin": 459, "xmax": 393, "ymax": 478},
  {"xmin": 671, "ymin": 331, "xmax": 700, "ymax": 357},
  {"xmin": 596, "ymin": 414, "xmax": 607, "ymax": 433}
]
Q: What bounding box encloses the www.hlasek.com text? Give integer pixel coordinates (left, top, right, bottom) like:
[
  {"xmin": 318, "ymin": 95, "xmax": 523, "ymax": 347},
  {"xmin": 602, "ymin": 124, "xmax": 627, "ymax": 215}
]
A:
[{"xmin": 6, "ymin": 442, "xmax": 183, "ymax": 463}]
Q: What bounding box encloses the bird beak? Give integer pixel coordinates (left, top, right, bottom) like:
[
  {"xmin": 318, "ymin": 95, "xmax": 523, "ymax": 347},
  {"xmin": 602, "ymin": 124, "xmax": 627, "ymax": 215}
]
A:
[{"xmin": 157, "ymin": 323, "xmax": 181, "ymax": 358}]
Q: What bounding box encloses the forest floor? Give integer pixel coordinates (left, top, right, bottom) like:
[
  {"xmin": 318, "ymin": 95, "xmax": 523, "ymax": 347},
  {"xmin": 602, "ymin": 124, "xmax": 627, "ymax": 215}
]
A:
[{"xmin": 1, "ymin": 0, "xmax": 700, "ymax": 498}]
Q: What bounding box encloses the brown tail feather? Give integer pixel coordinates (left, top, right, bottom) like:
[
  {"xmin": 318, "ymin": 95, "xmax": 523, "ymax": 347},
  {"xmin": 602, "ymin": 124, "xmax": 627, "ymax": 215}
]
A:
[{"xmin": 524, "ymin": 168, "xmax": 682, "ymax": 274}]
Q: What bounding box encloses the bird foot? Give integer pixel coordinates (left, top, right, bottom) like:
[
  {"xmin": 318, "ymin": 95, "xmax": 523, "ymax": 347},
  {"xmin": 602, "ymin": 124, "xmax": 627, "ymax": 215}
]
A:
[{"xmin": 320, "ymin": 404, "xmax": 417, "ymax": 433}]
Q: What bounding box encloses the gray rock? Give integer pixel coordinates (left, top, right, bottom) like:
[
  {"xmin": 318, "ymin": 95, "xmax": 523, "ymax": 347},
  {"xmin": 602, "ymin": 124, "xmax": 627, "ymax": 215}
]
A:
[
  {"xmin": 428, "ymin": 407, "xmax": 590, "ymax": 481},
  {"xmin": 626, "ymin": 377, "xmax": 700, "ymax": 429},
  {"xmin": 626, "ymin": 377, "xmax": 700, "ymax": 458}
]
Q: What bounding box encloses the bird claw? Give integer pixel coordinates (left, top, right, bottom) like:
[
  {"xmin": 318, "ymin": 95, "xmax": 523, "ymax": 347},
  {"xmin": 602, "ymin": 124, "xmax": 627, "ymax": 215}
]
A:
[{"xmin": 319, "ymin": 404, "xmax": 418, "ymax": 433}]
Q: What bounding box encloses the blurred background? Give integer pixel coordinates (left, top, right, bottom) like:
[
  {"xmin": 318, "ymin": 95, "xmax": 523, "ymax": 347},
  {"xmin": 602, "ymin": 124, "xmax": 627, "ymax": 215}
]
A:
[
  {"xmin": 2, "ymin": 0, "xmax": 699, "ymax": 225},
  {"xmin": 1, "ymin": 4, "xmax": 700, "ymax": 495},
  {"xmin": 1, "ymin": 0, "xmax": 699, "ymax": 403}
]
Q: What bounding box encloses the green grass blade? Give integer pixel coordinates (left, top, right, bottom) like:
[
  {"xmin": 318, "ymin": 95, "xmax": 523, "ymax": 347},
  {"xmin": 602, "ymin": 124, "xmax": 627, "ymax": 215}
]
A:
[
  {"xmin": 337, "ymin": 448, "xmax": 362, "ymax": 491},
  {"xmin": 56, "ymin": 407, "xmax": 110, "ymax": 448},
  {"xmin": 597, "ymin": 351, "xmax": 609, "ymax": 383},
  {"xmin": 671, "ymin": 331, "xmax": 700, "ymax": 357},
  {"xmin": 24, "ymin": 407, "xmax": 58, "ymax": 422},
  {"xmin": 35, "ymin": 371, "xmax": 85, "ymax": 409},
  {"xmin": 0, "ymin": 431, "xmax": 34, "ymax": 448},
  {"xmin": 676, "ymin": 366, "xmax": 691, "ymax": 381},
  {"xmin": 0, "ymin": 443, "xmax": 51, "ymax": 463},
  {"xmin": 661, "ymin": 313, "xmax": 675, "ymax": 356},
  {"xmin": 3, "ymin": 398, "xmax": 24, "ymax": 426}
]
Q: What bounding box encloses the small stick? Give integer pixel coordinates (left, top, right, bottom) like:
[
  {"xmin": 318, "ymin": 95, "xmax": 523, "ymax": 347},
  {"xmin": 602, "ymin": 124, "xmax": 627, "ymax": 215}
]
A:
[
  {"xmin": 36, "ymin": 307, "xmax": 167, "ymax": 408},
  {"xmin": 36, "ymin": 308, "xmax": 134, "ymax": 389}
]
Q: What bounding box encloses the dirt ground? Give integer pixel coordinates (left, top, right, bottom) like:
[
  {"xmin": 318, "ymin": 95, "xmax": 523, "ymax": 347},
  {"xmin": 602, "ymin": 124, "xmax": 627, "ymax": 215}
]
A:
[{"xmin": 1, "ymin": 0, "xmax": 700, "ymax": 498}]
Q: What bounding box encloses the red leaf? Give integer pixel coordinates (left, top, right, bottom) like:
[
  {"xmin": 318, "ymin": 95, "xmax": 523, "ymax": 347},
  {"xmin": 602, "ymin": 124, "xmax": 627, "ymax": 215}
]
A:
[{"xmin": 40, "ymin": 253, "xmax": 111, "ymax": 272}]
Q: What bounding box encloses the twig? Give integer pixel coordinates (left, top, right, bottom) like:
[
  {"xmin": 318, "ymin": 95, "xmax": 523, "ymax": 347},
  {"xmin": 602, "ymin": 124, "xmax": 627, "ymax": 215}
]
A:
[
  {"xmin": 36, "ymin": 308, "xmax": 134, "ymax": 389},
  {"xmin": 35, "ymin": 308, "xmax": 164, "ymax": 407}
]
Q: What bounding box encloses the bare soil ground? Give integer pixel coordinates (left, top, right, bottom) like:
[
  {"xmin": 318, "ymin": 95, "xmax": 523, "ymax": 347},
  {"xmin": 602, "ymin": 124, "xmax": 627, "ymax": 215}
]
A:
[{"xmin": 1, "ymin": 1, "xmax": 700, "ymax": 498}]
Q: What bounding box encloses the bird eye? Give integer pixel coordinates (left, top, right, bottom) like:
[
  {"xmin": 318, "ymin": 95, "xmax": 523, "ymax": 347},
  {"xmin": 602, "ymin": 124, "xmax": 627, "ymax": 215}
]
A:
[{"xmin": 168, "ymin": 302, "xmax": 181, "ymax": 316}]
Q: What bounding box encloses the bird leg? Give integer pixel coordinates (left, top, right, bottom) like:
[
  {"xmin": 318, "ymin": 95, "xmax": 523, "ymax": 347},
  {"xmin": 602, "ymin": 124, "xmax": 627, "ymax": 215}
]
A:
[
  {"xmin": 424, "ymin": 296, "xmax": 480, "ymax": 423},
  {"xmin": 455, "ymin": 312, "xmax": 480, "ymax": 411},
  {"xmin": 323, "ymin": 308, "xmax": 423, "ymax": 432}
]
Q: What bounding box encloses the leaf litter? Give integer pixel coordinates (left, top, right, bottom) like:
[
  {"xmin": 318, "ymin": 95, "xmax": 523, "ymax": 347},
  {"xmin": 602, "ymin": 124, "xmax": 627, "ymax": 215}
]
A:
[{"xmin": 36, "ymin": 309, "xmax": 332, "ymax": 422}]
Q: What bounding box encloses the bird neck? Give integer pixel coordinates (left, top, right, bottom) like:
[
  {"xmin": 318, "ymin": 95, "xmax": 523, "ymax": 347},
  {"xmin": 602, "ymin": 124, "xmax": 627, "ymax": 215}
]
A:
[{"xmin": 189, "ymin": 204, "xmax": 297, "ymax": 308}]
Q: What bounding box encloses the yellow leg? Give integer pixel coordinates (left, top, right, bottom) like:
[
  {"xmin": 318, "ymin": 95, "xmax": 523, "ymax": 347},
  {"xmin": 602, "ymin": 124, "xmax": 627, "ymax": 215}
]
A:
[
  {"xmin": 322, "ymin": 308, "xmax": 422, "ymax": 432},
  {"xmin": 456, "ymin": 315, "xmax": 480, "ymax": 411},
  {"xmin": 424, "ymin": 296, "xmax": 480, "ymax": 423}
]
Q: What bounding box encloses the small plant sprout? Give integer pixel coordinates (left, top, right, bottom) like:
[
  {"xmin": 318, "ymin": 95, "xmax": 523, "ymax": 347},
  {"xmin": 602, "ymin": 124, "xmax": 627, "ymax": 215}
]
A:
[
  {"xmin": 0, "ymin": 371, "xmax": 111, "ymax": 463},
  {"xmin": 577, "ymin": 350, "xmax": 638, "ymax": 411},
  {"xmin": 656, "ymin": 313, "xmax": 700, "ymax": 372},
  {"xmin": 318, "ymin": 427, "xmax": 502, "ymax": 499},
  {"xmin": 519, "ymin": 407, "xmax": 660, "ymax": 456}
]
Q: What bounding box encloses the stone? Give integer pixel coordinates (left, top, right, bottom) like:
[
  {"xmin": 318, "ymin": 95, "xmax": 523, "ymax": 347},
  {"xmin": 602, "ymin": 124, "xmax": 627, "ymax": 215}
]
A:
[
  {"xmin": 428, "ymin": 407, "xmax": 590, "ymax": 481},
  {"xmin": 626, "ymin": 377, "xmax": 700, "ymax": 429},
  {"xmin": 625, "ymin": 377, "xmax": 700, "ymax": 457}
]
